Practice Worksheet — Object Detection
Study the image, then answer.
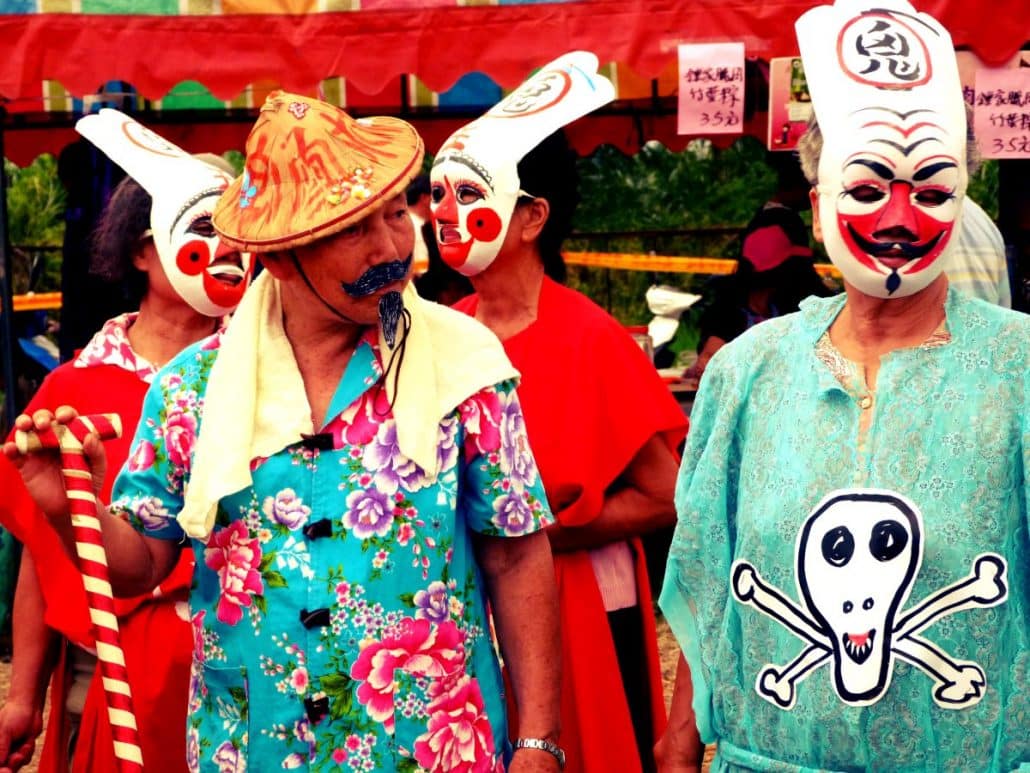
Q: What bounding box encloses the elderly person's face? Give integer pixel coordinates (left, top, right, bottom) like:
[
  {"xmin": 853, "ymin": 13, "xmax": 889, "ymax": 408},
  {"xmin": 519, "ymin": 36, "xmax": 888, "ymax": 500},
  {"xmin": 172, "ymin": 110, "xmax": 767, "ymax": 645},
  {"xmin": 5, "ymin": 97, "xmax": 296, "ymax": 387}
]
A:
[
  {"xmin": 811, "ymin": 106, "xmax": 966, "ymax": 298},
  {"xmin": 276, "ymin": 193, "xmax": 415, "ymax": 326}
]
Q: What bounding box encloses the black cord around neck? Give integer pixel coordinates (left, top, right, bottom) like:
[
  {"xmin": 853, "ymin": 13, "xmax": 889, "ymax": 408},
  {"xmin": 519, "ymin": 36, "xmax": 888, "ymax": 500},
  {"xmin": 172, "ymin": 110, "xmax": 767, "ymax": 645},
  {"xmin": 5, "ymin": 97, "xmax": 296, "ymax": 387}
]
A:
[
  {"xmin": 376, "ymin": 307, "xmax": 412, "ymax": 416},
  {"xmin": 287, "ymin": 250, "xmax": 411, "ymax": 416}
]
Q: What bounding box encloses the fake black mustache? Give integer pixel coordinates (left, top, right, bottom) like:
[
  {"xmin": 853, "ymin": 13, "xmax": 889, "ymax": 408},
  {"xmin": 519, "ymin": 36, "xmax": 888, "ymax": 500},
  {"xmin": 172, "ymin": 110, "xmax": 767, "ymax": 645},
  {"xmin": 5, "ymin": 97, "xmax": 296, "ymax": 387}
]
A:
[
  {"xmin": 341, "ymin": 254, "xmax": 412, "ymax": 298},
  {"xmin": 379, "ymin": 291, "xmax": 404, "ymax": 348},
  {"xmin": 847, "ymin": 225, "xmax": 943, "ymax": 261}
]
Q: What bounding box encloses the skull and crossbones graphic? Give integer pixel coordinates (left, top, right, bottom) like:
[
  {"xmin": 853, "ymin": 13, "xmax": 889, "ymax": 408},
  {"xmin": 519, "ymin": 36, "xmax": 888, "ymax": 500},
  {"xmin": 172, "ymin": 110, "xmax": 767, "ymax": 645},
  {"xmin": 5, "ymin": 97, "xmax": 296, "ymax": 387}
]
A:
[{"xmin": 732, "ymin": 489, "xmax": 1007, "ymax": 710}]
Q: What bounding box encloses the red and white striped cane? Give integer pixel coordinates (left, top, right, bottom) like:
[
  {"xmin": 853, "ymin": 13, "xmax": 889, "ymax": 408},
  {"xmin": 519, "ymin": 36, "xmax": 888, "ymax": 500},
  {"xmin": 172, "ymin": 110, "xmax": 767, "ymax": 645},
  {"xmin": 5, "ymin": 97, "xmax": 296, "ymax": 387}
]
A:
[{"xmin": 16, "ymin": 412, "xmax": 144, "ymax": 772}]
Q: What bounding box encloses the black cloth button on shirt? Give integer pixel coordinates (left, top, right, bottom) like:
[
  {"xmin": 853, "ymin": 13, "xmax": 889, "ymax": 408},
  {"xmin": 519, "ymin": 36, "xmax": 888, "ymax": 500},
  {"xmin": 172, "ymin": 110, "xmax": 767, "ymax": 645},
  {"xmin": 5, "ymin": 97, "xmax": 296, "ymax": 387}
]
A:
[
  {"xmin": 303, "ymin": 519, "xmax": 333, "ymax": 540},
  {"xmin": 300, "ymin": 608, "xmax": 331, "ymax": 629},
  {"xmin": 304, "ymin": 694, "xmax": 330, "ymax": 724},
  {"xmin": 299, "ymin": 432, "xmax": 334, "ymax": 451}
]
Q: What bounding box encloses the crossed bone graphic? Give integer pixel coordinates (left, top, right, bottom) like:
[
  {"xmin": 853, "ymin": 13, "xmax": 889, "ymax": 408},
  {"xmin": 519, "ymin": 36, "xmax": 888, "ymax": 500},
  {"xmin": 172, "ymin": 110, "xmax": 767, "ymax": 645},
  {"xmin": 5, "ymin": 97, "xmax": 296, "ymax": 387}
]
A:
[{"xmin": 731, "ymin": 490, "xmax": 1008, "ymax": 710}]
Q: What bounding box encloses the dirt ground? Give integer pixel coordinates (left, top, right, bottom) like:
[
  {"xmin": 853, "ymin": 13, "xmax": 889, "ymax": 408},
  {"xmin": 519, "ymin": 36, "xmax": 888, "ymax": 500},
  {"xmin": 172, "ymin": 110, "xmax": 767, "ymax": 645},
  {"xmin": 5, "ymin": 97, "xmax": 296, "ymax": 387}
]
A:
[
  {"xmin": 1, "ymin": 617, "xmax": 703, "ymax": 773},
  {"xmin": 0, "ymin": 650, "xmax": 42, "ymax": 773}
]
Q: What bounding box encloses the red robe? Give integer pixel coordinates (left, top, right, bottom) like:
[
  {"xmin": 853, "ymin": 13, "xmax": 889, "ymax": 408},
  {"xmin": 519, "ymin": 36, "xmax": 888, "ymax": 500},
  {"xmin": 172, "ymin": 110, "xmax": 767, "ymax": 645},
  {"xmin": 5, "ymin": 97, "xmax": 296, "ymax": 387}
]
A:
[
  {"xmin": 455, "ymin": 277, "xmax": 687, "ymax": 773},
  {"xmin": 1, "ymin": 362, "xmax": 192, "ymax": 773}
]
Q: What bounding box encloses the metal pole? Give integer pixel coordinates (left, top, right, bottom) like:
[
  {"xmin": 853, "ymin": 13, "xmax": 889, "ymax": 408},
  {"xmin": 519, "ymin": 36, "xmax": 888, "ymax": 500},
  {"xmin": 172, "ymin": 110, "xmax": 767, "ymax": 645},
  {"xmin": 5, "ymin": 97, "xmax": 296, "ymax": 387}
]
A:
[{"xmin": 0, "ymin": 102, "xmax": 17, "ymax": 432}]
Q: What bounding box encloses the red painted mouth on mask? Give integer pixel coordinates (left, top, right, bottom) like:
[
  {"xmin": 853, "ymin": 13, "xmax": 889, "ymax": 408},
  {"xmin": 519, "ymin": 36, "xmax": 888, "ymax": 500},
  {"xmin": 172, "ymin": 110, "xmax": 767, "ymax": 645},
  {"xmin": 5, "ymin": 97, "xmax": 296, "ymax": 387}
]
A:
[
  {"xmin": 436, "ymin": 224, "xmax": 473, "ymax": 269},
  {"xmin": 203, "ymin": 258, "xmax": 249, "ymax": 308},
  {"xmin": 838, "ymin": 213, "xmax": 953, "ymax": 275}
]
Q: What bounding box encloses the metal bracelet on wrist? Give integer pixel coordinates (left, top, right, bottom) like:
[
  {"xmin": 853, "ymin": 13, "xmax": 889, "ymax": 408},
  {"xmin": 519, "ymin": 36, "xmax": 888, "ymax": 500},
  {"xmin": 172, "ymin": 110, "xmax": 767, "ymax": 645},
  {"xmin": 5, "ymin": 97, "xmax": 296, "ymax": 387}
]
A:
[{"xmin": 513, "ymin": 737, "xmax": 566, "ymax": 769}]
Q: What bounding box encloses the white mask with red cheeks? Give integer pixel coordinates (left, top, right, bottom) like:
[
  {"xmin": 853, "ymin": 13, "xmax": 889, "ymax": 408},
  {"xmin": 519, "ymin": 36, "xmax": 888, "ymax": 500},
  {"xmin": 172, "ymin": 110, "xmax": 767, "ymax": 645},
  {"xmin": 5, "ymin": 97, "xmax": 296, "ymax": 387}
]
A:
[
  {"xmin": 431, "ymin": 130, "xmax": 520, "ymax": 277},
  {"xmin": 430, "ymin": 51, "xmax": 615, "ymax": 277},
  {"xmin": 798, "ymin": 0, "xmax": 967, "ymax": 298},
  {"xmin": 75, "ymin": 109, "xmax": 255, "ymax": 316}
]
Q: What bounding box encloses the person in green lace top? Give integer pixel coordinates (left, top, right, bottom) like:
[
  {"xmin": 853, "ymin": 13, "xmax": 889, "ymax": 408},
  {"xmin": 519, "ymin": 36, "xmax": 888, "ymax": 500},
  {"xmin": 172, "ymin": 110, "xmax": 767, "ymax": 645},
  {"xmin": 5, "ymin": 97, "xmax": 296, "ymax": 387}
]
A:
[{"xmin": 657, "ymin": 1, "xmax": 1030, "ymax": 771}]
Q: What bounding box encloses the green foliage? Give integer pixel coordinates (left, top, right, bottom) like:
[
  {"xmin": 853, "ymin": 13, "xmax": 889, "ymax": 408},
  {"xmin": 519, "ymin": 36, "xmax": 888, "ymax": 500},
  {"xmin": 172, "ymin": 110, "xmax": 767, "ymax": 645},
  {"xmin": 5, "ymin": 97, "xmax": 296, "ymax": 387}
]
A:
[
  {"xmin": 5, "ymin": 155, "xmax": 65, "ymax": 246},
  {"xmin": 576, "ymin": 137, "xmax": 776, "ymax": 236},
  {"xmin": 4, "ymin": 155, "xmax": 66, "ymax": 294},
  {"xmin": 222, "ymin": 150, "xmax": 246, "ymax": 177},
  {"xmin": 968, "ymin": 159, "xmax": 999, "ymax": 219},
  {"xmin": 570, "ymin": 136, "xmax": 780, "ymax": 324}
]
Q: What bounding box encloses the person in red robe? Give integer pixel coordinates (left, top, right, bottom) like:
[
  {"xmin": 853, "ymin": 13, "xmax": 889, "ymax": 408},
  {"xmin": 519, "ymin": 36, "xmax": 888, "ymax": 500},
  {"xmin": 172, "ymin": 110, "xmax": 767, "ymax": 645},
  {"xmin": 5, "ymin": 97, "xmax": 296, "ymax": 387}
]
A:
[
  {"xmin": 438, "ymin": 125, "xmax": 689, "ymax": 772},
  {"xmin": 0, "ymin": 144, "xmax": 250, "ymax": 772}
]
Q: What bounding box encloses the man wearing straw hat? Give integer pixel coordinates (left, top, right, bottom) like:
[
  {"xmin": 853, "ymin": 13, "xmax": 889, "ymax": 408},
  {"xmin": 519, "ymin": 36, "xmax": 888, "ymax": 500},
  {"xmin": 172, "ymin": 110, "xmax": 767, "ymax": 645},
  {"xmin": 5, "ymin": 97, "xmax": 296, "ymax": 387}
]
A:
[{"xmin": 6, "ymin": 92, "xmax": 563, "ymax": 773}]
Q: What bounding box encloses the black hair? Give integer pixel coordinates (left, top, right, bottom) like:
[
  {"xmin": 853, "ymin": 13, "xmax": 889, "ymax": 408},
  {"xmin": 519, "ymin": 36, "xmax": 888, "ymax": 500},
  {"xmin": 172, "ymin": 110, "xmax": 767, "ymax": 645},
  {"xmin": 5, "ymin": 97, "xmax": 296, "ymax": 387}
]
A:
[
  {"xmin": 406, "ymin": 173, "xmax": 431, "ymax": 206},
  {"xmin": 413, "ymin": 221, "xmax": 473, "ymax": 306},
  {"xmin": 515, "ymin": 129, "xmax": 579, "ymax": 283},
  {"xmin": 89, "ymin": 175, "xmax": 151, "ymax": 307}
]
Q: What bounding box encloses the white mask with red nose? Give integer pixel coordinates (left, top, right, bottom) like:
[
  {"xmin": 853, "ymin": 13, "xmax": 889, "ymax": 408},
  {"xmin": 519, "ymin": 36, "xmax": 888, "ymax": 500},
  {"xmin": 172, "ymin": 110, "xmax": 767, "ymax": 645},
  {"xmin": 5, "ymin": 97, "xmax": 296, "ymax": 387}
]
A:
[
  {"xmin": 75, "ymin": 109, "xmax": 254, "ymax": 316},
  {"xmin": 430, "ymin": 51, "xmax": 615, "ymax": 277},
  {"xmin": 798, "ymin": 0, "xmax": 967, "ymax": 298}
]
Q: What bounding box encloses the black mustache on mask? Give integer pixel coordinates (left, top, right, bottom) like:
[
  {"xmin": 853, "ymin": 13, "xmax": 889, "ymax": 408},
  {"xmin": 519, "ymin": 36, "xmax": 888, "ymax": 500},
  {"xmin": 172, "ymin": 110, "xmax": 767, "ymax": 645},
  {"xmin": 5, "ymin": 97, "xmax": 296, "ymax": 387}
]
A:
[
  {"xmin": 341, "ymin": 254, "xmax": 412, "ymax": 298},
  {"xmin": 847, "ymin": 225, "xmax": 944, "ymax": 261}
]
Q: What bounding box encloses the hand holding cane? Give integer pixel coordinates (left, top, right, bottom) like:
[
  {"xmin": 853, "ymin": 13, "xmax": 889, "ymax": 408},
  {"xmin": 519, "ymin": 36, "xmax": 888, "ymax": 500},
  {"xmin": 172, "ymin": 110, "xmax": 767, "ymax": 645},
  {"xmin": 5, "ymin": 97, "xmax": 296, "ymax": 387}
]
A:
[{"xmin": 15, "ymin": 412, "xmax": 144, "ymax": 772}]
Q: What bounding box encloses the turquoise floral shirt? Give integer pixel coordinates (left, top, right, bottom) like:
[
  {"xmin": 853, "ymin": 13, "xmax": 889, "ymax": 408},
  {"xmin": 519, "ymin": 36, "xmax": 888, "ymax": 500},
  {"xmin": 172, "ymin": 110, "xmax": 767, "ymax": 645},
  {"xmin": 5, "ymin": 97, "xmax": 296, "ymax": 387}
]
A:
[
  {"xmin": 661, "ymin": 289, "xmax": 1030, "ymax": 773},
  {"xmin": 111, "ymin": 329, "xmax": 552, "ymax": 773}
]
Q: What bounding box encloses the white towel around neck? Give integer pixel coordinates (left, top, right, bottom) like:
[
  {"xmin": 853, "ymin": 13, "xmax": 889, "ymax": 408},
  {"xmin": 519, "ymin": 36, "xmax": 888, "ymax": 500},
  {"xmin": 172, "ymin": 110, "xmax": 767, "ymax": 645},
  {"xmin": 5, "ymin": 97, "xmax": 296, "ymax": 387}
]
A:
[{"xmin": 177, "ymin": 271, "xmax": 518, "ymax": 541}]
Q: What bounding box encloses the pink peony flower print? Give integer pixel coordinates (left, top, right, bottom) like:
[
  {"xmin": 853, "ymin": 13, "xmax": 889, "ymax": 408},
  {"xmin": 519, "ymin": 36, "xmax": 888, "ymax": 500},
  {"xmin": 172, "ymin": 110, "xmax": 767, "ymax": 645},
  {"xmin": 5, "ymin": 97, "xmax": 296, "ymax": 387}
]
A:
[
  {"xmin": 127, "ymin": 439, "xmax": 156, "ymax": 472},
  {"xmin": 204, "ymin": 521, "xmax": 264, "ymax": 626},
  {"xmin": 160, "ymin": 373, "xmax": 183, "ymax": 391},
  {"xmin": 289, "ymin": 666, "xmax": 309, "ymax": 695},
  {"xmin": 459, "ymin": 389, "xmax": 502, "ymax": 458},
  {"xmin": 201, "ymin": 331, "xmax": 223, "ymax": 351},
  {"xmin": 396, "ymin": 522, "xmax": 416, "ymax": 546},
  {"xmin": 327, "ymin": 388, "xmax": 391, "ymax": 448},
  {"xmin": 414, "ymin": 675, "xmax": 496, "ymax": 773},
  {"xmin": 350, "ymin": 618, "xmax": 465, "ymax": 731},
  {"xmin": 162, "ymin": 405, "xmax": 198, "ymax": 471}
]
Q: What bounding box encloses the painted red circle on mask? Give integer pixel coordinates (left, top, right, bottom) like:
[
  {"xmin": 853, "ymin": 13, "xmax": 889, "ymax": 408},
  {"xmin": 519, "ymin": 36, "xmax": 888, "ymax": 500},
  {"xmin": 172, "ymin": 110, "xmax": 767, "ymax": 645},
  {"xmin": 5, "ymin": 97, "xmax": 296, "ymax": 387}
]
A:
[
  {"xmin": 176, "ymin": 240, "xmax": 210, "ymax": 276},
  {"xmin": 467, "ymin": 208, "xmax": 503, "ymax": 242}
]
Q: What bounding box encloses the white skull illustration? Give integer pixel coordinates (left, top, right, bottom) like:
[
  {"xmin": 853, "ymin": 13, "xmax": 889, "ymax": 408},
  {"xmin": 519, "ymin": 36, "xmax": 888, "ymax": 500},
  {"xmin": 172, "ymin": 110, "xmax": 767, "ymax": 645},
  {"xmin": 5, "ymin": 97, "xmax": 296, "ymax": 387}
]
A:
[
  {"xmin": 732, "ymin": 488, "xmax": 1007, "ymax": 711},
  {"xmin": 798, "ymin": 493, "xmax": 921, "ymax": 702}
]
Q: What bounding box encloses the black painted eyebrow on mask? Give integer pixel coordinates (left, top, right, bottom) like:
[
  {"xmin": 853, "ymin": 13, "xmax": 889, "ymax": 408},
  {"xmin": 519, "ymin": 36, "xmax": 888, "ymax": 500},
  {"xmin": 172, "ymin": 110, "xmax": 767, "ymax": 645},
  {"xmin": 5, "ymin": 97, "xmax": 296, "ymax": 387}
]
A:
[
  {"xmin": 913, "ymin": 161, "xmax": 957, "ymax": 181},
  {"xmin": 846, "ymin": 159, "xmax": 895, "ymax": 180}
]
